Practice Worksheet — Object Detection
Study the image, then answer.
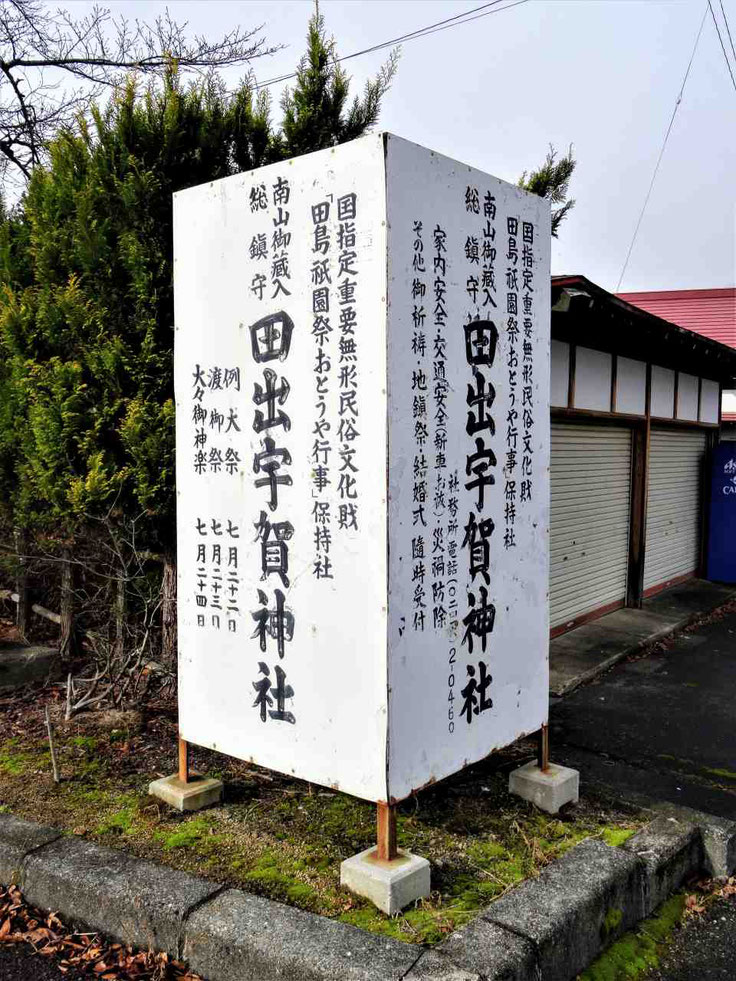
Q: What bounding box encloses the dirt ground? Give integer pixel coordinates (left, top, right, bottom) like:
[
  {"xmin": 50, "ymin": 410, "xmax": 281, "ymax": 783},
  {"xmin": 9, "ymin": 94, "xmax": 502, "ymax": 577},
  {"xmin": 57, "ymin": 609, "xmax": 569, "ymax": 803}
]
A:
[{"xmin": 0, "ymin": 617, "xmax": 643, "ymax": 945}]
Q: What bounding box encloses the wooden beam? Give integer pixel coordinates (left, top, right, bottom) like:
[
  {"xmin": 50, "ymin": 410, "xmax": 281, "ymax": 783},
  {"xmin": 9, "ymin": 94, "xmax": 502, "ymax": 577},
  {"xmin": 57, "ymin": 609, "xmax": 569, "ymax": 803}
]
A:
[
  {"xmin": 178, "ymin": 736, "xmax": 190, "ymax": 784},
  {"xmin": 611, "ymin": 353, "xmax": 618, "ymax": 414},
  {"xmin": 698, "ymin": 429, "xmax": 716, "ymax": 577},
  {"xmin": 376, "ymin": 802, "xmax": 397, "ymax": 861},
  {"xmin": 567, "ymin": 344, "xmax": 577, "ymax": 409},
  {"xmin": 537, "ymin": 723, "xmax": 550, "ymax": 772},
  {"xmin": 627, "ymin": 420, "xmax": 650, "ymax": 609}
]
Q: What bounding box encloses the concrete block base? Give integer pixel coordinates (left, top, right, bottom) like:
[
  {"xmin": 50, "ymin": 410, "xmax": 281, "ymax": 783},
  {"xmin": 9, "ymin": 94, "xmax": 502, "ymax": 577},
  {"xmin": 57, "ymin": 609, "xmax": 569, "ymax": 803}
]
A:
[
  {"xmin": 509, "ymin": 760, "xmax": 579, "ymax": 814},
  {"xmin": 340, "ymin": 847, "xmax": 430, "ymax": 915},
  {"xmin": 149, "ymin": 773, "xmax": 223, "ymax": 812}
]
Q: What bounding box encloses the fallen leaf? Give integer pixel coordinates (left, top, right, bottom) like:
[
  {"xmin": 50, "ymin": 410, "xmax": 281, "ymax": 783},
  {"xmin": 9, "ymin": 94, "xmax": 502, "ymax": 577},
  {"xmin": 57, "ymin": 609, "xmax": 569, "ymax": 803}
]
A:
[{"xmin": 685, "ymin": 894, "xmax": 706, "ymax": 914}]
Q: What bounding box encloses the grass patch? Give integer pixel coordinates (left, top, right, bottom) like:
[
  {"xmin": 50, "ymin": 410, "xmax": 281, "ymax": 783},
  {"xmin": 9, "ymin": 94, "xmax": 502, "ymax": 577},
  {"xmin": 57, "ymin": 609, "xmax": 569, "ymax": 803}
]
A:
[
  {"xmin": 70, "ymin": 736, "xmax": 98, "ymax": 753},
  {"xmin": 0, "ymin": 716, "xmax": 644, "ymax": 946},
  {"xmin": 580, "ymin": 894, "xmax": 686, "ymax": 981},
  {"xmin": 155, "ymin": 816, "xmax": 217, "ymax": 851},
  {"xmin": 0, "ymin": 739, "xmax": 46, "ymax": 776}
]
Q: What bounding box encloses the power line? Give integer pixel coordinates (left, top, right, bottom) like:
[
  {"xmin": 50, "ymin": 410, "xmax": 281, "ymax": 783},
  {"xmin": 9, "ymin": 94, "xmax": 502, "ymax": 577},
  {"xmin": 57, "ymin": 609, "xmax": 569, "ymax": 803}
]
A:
[
  {"xmin": 253, "ymin": 0, "xmax": 530, "ymax": 91},
  {"xmin": 616, "ymin": 3, "xmax": 709, "ymax": 292},
  {"xmin": 719, "ymin": 0, "xmax": 736, "ymax": 65},
  {"xmin": 709, "ymin": 0, "xmax": 736, "ymax": 92}
]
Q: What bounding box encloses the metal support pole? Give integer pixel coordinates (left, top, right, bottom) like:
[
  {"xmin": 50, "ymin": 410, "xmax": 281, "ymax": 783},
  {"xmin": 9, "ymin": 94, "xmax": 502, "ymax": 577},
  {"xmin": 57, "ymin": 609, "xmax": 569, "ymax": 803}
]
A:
[
  {"xmin": 178, "ymin": 735, "xmax": 190, "ymax": 784},
  {"xmin": 376, "ymin": 802, "xmax": 397, "ymax": 861},
  {"xmin": 537, "ymin": 722, "xmax": 550, "ymax": 772}
]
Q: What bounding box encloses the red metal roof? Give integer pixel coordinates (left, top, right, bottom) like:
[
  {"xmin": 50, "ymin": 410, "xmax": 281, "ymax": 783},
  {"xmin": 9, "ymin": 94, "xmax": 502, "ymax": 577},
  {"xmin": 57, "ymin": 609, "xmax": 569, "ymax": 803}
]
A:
[{"xmin": 616, "ymin": 288, "xmax": 736, "ymax": 349}]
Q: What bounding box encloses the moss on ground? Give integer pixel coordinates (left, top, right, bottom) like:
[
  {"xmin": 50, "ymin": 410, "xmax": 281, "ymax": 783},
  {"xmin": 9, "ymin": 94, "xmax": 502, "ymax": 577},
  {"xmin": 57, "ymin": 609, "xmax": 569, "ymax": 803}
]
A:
[
  {"xmin": 0, "ymin": 716, "xmax": 643, "ymax": 945},
  {"xmin": 580, "ymin": 894, "xmax": 687, "ymax": 981},
  {"xmin": 601, "ymin": 828, "xmax": 636, "ymax": 847},
  {"xmin": 703, "ymin": 766, "xmax": 736, "ymax": 782}
]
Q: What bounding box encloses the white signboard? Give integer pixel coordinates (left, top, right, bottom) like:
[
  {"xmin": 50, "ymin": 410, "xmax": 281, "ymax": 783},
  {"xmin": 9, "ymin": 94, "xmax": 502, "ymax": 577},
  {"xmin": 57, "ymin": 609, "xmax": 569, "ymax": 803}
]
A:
[{"xmin": 174, "ymin": 133, "xmax": 550, "ymax": 804}]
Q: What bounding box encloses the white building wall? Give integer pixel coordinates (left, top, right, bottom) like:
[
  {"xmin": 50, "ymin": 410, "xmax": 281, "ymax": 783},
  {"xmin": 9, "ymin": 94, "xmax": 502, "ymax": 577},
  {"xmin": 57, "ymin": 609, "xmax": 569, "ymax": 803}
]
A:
[
  {"xmin": 573, "ymin": 346, "xmax": 612, "ymax": 412},
  {"xmin": 616, "ymin": 357, "xmax": 647, "ymax": 415},
  {"xmin": 650, "ymin": 366, "xmax": 675, "ymax": 418}
]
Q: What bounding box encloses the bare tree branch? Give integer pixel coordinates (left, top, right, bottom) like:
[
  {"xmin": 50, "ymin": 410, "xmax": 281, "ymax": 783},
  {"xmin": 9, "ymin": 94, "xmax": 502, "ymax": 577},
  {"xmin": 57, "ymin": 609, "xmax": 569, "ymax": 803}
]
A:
[{"xmin": 0, "ymin": 0, "xmax": 277, "ymax": 181}]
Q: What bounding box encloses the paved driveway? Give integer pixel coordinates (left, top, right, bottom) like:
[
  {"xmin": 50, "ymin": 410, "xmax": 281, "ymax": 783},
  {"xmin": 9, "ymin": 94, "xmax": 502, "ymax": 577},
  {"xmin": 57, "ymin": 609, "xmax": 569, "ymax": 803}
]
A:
[{"xmin": 551, "ymin": 606, "xmax": 736, "ymax": 820}]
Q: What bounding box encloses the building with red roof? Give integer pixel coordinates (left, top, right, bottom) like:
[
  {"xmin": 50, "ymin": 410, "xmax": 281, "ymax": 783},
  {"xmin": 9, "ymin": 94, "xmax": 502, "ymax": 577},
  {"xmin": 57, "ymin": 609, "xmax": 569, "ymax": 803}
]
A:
[
  {"xmin": 617, "ymin": 288, "xmax": 736, "ymax": 427},
  {"xmin": 617, "ymin": 288, "xmax": 735, "ymax": 349}
]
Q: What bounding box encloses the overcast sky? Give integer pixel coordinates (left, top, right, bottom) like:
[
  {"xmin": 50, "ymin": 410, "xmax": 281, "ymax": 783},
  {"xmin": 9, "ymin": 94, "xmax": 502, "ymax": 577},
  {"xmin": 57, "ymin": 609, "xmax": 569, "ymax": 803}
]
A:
[{"xmin": 67, "ymin": 0, "xmax": 736, "ymax": 292}]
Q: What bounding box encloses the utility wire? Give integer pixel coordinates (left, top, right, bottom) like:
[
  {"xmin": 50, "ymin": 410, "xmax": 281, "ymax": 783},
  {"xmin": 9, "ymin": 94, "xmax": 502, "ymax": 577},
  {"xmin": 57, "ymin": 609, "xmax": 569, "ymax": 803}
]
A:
[
  {"xmin": 616, "ymin": 3, "xmax": 709, "ymax": 292},
  {"xmin": 709, "ymin": 0, "xmax": 736, "ymax": 92},
  {"xmin": 253, "ymin": 0, "xmax": 530, "ymax": 90},
  {"xmin": 719, "ymin": 0, "xmax": 736, "ymax": 65}
]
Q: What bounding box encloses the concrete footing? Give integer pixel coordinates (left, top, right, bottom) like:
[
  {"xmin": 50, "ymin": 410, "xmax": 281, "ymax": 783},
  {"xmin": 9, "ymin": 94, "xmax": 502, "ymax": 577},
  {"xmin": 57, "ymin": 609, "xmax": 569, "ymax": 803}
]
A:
[
  {"xmin": 508, "ymin": 760, "xmax": 579, "ymax": 814},
  {"xmin": 149, "ymin": 774, "xmax": 223, "ymax": 812},
  {"xmin": 340, "ymin": 847, "xmax": 430, "ymax": 915}
]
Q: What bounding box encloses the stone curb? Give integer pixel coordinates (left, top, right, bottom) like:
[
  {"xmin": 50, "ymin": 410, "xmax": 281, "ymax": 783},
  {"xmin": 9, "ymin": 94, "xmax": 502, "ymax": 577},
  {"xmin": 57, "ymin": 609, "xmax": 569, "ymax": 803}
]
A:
[{"xmin": 0, "ymin": 808, "xmax": 734, "ymax": 980}]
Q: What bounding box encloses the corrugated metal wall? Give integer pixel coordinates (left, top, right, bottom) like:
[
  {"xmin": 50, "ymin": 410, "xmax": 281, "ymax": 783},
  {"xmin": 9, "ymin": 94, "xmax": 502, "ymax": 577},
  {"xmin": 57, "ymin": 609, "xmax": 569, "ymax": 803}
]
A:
[
  {"xmin": 550, "ymin": 423, "xmax": 632, "ymax": 629},
  {"xmin": 643, "ymin": 428, "xmax": 707, "ymax": 591}
]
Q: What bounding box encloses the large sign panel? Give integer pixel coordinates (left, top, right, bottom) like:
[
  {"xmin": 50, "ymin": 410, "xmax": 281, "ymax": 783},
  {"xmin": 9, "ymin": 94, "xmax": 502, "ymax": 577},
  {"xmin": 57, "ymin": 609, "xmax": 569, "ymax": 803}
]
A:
[
  {"xmin": 385, "ymin": 136, "xmax": 550, "ymax": 801},
  {"xmin": 174, "ymin": 133, "xmax": 550, "ymax": 804},
  {"xmin": 174, "ymin": 138, "xmax": 390, "ymax": 802}
]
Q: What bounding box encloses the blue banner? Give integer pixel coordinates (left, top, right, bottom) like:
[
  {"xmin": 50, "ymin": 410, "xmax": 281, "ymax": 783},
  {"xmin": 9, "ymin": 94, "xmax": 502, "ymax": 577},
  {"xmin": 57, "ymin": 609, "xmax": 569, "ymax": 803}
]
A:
[{"xmin": 707, "ymin": 443, "xmax": 736, "ymax": 583}]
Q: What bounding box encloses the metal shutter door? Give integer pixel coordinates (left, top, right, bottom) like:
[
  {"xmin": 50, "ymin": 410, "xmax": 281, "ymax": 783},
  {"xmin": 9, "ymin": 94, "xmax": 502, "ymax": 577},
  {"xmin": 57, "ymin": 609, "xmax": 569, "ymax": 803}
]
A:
[
  {"xmin": 550, "ymin": 424, "xmax": 632, "ymax": 630},
  {"xmin": 643, "ymin": 428, "xmax": 707, "ymax": 592}
]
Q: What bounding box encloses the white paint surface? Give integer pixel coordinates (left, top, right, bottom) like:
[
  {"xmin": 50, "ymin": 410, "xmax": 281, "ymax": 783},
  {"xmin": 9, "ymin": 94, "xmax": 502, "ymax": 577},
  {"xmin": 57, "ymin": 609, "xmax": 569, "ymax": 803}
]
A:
[
  {"xmin": 700, "ymin": 379, "xmax": 721, "ymax": 424},
  {"xmin": 677, "ymin": 373, "xmax": 699, "ymax": 421},
  {"xmin": 174, "ymin": 136, "xmax": 390, "ymax": 802},
  {"xmin": 574, "ymin": 346, "xmax": 612, "ymax": 412},
  {"xmin": 616, "ymin": 356, "xmax": 646, "ymax": 415},
  {"xmin": 550, "ymin": 340, "xmax": 570, "ymax": 407},
  {"xmin": 174, "ymin": 133, "xmax": 551, "ymax": 804},
  {"xmin": 385, "ymin": 135, "xmax": 550, "ymax": 802},
  {"xmin": 650, "ymin": 365, "xmax": 675, "ymax": 418}
]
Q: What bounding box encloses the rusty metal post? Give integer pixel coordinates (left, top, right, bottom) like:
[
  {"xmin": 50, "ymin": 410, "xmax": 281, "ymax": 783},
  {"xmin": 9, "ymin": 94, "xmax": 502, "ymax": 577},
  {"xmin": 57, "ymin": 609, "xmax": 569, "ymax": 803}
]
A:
[
  {"xmin": 178, "ymin": 735, "xmax": 190, "ymax": 784},
  {"xmin": 376, "ymin": 802, "xmax": 397, "ymax": 861},
  {"xmin": 537, "ymin": 722, "xmax": 550, "ymax": 772}
]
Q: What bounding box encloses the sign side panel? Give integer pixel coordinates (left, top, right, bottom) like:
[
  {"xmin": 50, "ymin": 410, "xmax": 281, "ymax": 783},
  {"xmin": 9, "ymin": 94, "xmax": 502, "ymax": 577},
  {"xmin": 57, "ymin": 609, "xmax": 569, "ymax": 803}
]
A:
[
  {"xmin": 385, "ymin": 134, "xmax": 550, "ymax": 801},
  {"xmin": 174, "ymin": 135, "xmax": 389, "ymax": 801}
]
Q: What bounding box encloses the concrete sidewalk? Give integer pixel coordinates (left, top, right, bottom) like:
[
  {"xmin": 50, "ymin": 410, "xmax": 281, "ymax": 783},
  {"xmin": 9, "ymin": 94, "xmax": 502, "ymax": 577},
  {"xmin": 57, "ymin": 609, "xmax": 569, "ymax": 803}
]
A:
[{"xmin": 549, "ymin": 579, "xmax": 736, "ymax": 696}]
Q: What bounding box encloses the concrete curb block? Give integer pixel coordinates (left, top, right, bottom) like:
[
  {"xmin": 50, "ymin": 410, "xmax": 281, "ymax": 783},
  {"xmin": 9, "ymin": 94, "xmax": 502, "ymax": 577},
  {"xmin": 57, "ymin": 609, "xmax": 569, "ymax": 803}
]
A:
[
  {"xmin": 485, "ymin": 839, "xmax": 644, "ymax": 980},
  {"xmin": 650, "ymin": 803, "xmax": 736, "ymax": 879},
  {"xmin": 1, "ymin": 808, "xmax": 734, "ymax": 980},
  {"xmin": 0, "ymin": 813, "xmax": 62, "ymax": 886},
  {"xmin": 623, "ymin": 814, "xmax": 703, "ymax": 916},
  {"xmin": 182, "ymin": 887, "xmax": 422, "ymax": 981}
]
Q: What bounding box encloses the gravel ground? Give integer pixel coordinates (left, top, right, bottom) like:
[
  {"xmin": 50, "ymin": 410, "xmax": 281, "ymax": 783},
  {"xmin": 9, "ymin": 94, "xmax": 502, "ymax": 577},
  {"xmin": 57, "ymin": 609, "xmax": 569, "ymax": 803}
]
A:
[
  {"xmin": 0, "ymin": 946, "xmax": 84, "ymax": 980},
  {"xmin": 647, "ymin": 893, "xmax": 736, "ymax": 980}
]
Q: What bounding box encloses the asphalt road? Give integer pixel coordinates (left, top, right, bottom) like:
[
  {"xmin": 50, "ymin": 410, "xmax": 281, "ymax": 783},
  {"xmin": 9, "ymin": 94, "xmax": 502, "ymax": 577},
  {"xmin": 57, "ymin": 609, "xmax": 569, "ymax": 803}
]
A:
[
  {"xmin": 0, "ymin": 945, "xmax": 83, "ymax": 979},
  {"xmin": 647, "ymin": 893, "xmax": 736, "ymax": 980},
  {"xmin": 551, "ymin": 607, "xmax": 736, "ymax": 820}
]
